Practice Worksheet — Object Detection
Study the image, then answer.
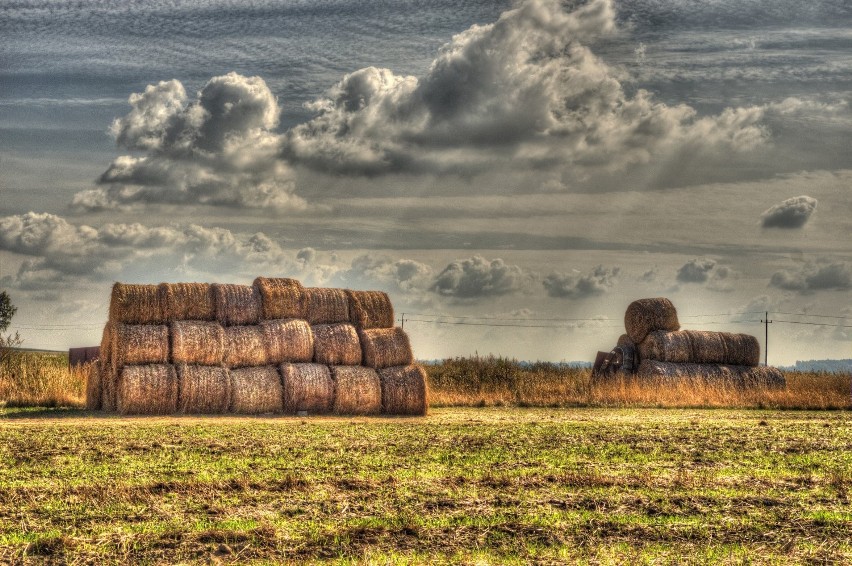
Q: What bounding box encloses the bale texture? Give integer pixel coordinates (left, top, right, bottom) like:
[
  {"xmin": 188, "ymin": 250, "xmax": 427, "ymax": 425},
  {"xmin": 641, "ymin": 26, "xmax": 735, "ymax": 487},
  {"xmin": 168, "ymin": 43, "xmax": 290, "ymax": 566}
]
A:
[
  {"xmin": 178, "ymin": 365, "xmax": 230, "ymax": 414},
  {"xmin": 160, "ymin": 282, "xmax": 215, "ymax": 321},
  {"xmin": 109, "ymin": 283, "xmax": 165, "ymax": 324},
  {"xmin": 347, "ymin": 290, "xmax": 394, "ymax": 329},
  {"xmin": 636, "ymin": 360, "xmax": 785, "ymax": 388},
  {"xmin": 304, "ymin": 287, "xmax": 349, "ymax": 324},
  {"xmin": 223, "ymin": 325, "xmax": 268, "ymax": 368},
  {"xmin": 685, "ymin": 330, "xmax": 729, "ymax": 364},
  {"xmin": 171, "ymin": 320, "xmax": 225, "ymax": 365},
  {"xmin": 85, "ymin": 362, "xmax": 102, "ymax": 411},
  {"xmin": 229, "ymin": 366, "xmax": 283, "ymax": 414},
  {"xmin": 742, "ymin": 366, "xmax": 786, "ymax": 389},
  {"xmin": 616, "ymin": 334, "xmax": 634, "ymax": 348},
  {"xmin": 213, "ymin": 283, "xmax": 261, "ymax": 326},
  {"xmin": 378, "ymin": 364, "xmax": 428, "ymax": 416},
  {"xmin": 99, "ymin": 324, "xmax": 117, "ymax": 411},
  {"xmin": 721, "ymin": 333, "xmax": 761, "ymax": 367},
  {"xmin": 262, "ymin": 319, "xmax": 314, "ymax": 364},
  {"xmin": 312, "ymin": 323, "xmax": 362, "ymax": 366},
  {"xmin": 116, "ymin": 364, "xmax": 178, "ymax": 415},
  {"xmin": 624, "ymin": 297, "xmax": 680, "ymax": 344},
  {"xmin": 280, "ymin": 363, "xmax": 334, "ymax": 414},
  {"xmin": 639, "ymin": 330, "xmax": 760, "ymax": 366},
  {"xmin": 359, "ymin": 327, "xmax": 413, "ymax": 369},
  {"xmin": 330, "ymin": 365, "xmax": 381, "ymax": 415},
  {"xmin": 638, "ymin": 331, "xmax": 694, "ymax": 363},
  {"xmin": 111, "ymin": 324, "xmax": 170, "ymax": 370},
  {"xmin": 254, "ymin": 277, "xmax": 306, "ymax": 320}
]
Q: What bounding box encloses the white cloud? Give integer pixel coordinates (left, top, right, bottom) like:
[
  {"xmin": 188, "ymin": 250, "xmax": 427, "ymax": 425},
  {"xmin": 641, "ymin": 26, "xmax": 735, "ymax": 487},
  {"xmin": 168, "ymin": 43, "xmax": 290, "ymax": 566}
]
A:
[
  {"xmin": 770, "ymin": 260, "xmax": 852, "ymax": 293},
  {"xmin": 430, "ymin": 255, "xmax": 529, "ymax": 299},
  {"xmin": 761, "ymin": 195, "xmax": 818, "ymax": 229},
  {"xmin": 543, "ymin": 265, "xmax": 620, "ymax": 299}
]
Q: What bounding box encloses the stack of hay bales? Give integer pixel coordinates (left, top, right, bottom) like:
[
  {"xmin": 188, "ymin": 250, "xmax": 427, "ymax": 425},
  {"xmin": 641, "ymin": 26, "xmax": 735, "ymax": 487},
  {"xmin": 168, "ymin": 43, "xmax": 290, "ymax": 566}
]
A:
[{"xmin": 87, "ymin": 279, "xmax": 428, "ymax": 415}]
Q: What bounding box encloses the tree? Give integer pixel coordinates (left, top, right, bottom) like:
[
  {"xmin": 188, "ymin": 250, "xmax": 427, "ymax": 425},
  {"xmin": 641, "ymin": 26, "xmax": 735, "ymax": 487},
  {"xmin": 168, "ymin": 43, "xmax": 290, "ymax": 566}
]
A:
[{"xmin": 0, "ymin": 291, "xmax": 21, "ymax": 362}]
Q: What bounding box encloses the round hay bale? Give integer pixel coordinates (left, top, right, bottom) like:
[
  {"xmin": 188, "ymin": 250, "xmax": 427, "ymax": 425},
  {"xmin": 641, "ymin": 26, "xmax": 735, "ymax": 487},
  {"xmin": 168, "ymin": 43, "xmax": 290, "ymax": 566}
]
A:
[
  {"xmin": 636, "ymin": 359, "xmax": 688, "ymax": 380},
  {"xmin": 229, "ymin": 366, "xmax": 283, "ymax": 414},
  {"xmin": 638, "ymin": 331, "xmax": 694, "ymax": 363},
  {"xmin": 254, "ymin": 277, "xmax": 306, "ymax": 320},
  {"xmin": 213, "ymin": 283, "xmax": 261, "ymax": 326},
  {"xmin": 280, "ymin": 363, "xmax": 334, "ymax": 414},
  {"xmin": 159, "ymin": 282, "xmax": 215, "ymax": 321},
  {"xmin": 171, "ymin": 320, "xmax": 225, "ymax": 365},
  {"xmin": 743, "ymin": 366, "xmax": 786, "ymax": 389},
  {"xmin": 116, "ymin": 364, "xmax": 178, "ymax": 415},
  {"xmin": 359, "ymin": 327, "xmax": 413, "ymax": 369},
  {"xmin": 312, "ymin": 323, "xmax": 362, "ymax": 366},
  {"xmin": 616, "ymin": 334, "xmax": 634, "ymax": 348},
  {"xmin": 330, "ymin": 365, "xmax": 381, "ymax": 415},
  {"xmin": 85, "ymin": 361, "xmax": 102, "ymax": 411},
  {"xmin": 305, "ymin": 287, "xmax": 349, "ymax": 324},
  {"xmin": 346, "ymin": 290, "xmax": 394, "ymax": 329},
  {"xmin": 111, "ymin": 324, "xmax": 170, "ymax": 371},
  {"xmin": 178, "ymin": 365, "xmax": 230, "ymax": 414},
  {"xmin": 624, "ymin": 298, "xmax": 680, "ymax": 344},
  {"xmin": 684, "ymin": 330, "xmax": 728, "ymax": 364},
  {"xmin": 223, "ymin": 325, "xmax": 268, "ymax": 368},
  {"xmin": 109, "ymin": 283, "xmax": 165, "ymax": 324},
  {"xmin": 262, "ymin": 319, "xmax": 314, "ymax": 364},
  {"xmin": 99, "ymin": 324, "xmax": 117, "ymax": 412},
  {"xmin": 720, "ymin": 333, "xmax": 761, "ymax": 367},
  {"xmin": 378, "ymin": 364, "xmax": 428, "ymax": 416}
]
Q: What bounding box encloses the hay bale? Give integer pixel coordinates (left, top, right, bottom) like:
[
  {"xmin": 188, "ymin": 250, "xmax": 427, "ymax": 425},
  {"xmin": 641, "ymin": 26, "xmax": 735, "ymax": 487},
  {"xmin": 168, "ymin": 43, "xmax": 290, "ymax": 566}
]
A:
[
  {"xmin": 171, "ymin": 320, "xmax": 225, "ymax": 365},
  {"xmin": 254, "ymin": 277, "xmax": 306, "ymax": 320},
  {"xmin": 99, "ymin": 324, "xmax": 116, "ymax": 411},
  {"xmin": 638, "ymin": 331, "xmax": 694, "ymax": 363},
  {"xmin": 378, "ymin": 364, "xmax": 428, "ymax": 416},
  {"xmin": 312, "ymin": 323, "xmax": 362, "ymax": 366},
  {"xmin": 85, "ymin": 362, "xmax": 102, "ymax": 411},
  {"xmin": 330, "ymin": 365, "xmax": 381, "ymax": 415},
  {"xmin": 213, "ymin": 283, "xmax": 261, "ymax": 326},
  {"xmin": 304, "ymin": 287, "xmax": 349, "ymax": 324},
  {"xmin": 616, "ymin": 334, "xmax": 634, "ymax": 348},
  {"xmin": 177, "ymin": 365, "xmax": 230, "ymax": 414},
  {"xmin": 684, "ymin": 330, "xmax": 729, "ymax": 364},
  {"xmin": 636, "ymin": 360, "xmax": 783, "ymax": 388},
  {"xmin": 743, "ymin": 366, "xmax": 786, "ymax": 389},
  {"xmin": 721, "ymin": 333, "xmax": 761, "ymax": 367},
  {"xmin": 223, "ymin": 325, "xmax": 268, "ymax": 368},
  {"xmin": 159, "ymin": 282, "xmax": 215, "ymax": 321},
  {"xmin": 280, "ymin": 363, "xmax": 334, "ymax": 414},
  {"xmin": 347, "ymin": 290, "xmax": 394, "ymax": 329},
  {"xmin": 111, "ymin": 324, "xmax": 170, "ymax": 370},
  {"xmin": 359, "ymin": 327, "xmax": 413, "ymax": 369},
  {"xmin": 624, "ymin": 297, "xmax": 680, "ymax": 344},
  {"xmin": 229, "ymin": 366, "xmax": 283, "ymax": 414},
  {"xmin": 109, "ymin": 283, "xmax": 165, "ymax": 324},
  {"xmin": 262, "ymin": 319, "xmax": 313, "ymax": 364},
  {"xmin": 116, "ymin": 364, "xmax": 178, "ymax": 415}
]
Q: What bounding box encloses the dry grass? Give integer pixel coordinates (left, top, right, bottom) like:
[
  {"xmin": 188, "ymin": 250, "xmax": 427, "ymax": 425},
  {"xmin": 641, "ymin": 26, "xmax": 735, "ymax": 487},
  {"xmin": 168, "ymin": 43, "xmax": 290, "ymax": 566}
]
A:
[
  {"xmin": 280, "ymin": 363, "xmax": 334, "ymax": 414},
  {"xmin": 213, "ymin": 284, "xmax": 262, "ymax": 326},
  {"xmin": 177, "ymin": 365, "xmax": 230, "ymax": 414},
  {"xmin": 109, "ymin": 283, "xmax": 165, "ymax": 324},
  {"xmin": 111, "ymin": 324, "xmax": 170, "ymax": 369},
  {"xmin": 0, "ymin": 351, "xmax": 85, "ymax": 408},
  {"xmin": 262, "ymin": 319, "xmax": 313, "ymax": 364},
  {"xmin": 223, "ymin": 325, "xmax": 268, "ymax": 368}
]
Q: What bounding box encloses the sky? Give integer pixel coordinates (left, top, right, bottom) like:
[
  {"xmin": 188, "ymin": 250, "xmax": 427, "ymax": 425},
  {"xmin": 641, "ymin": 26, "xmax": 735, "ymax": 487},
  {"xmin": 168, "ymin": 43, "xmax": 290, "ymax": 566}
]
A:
[{"xmin": 1, "ymin": 0, "xmax": 851, "ymax": 364}]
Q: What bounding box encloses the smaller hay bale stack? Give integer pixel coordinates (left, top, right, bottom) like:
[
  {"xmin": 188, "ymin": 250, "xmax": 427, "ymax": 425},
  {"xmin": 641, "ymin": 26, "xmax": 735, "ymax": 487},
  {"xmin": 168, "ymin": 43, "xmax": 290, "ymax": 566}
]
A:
[
  {"xmin": 229, "ymin": 366, "xmax": 283, "ymax": 414},
  {"xmin": 280, "ymin": 363, "xmax": 334, "ymax": 414},
  {"xmin": 223, "ymin": 325, "xmax": 268, "ymax": 368},
  {"xmin": 116, "ymin": 364, "xmax": 178, "ymax": 415},
  {"xmin": 178, "ymin": 365, "xmax": 230, "ymax": 414},
  {"xmin": 359, "ymin": 327, "xmax": 413, "ymax": 369},
  {"xmin": 109, "ymin": 283, "xmax": 165, "ymax": 324},
  {"xmin": 312, "ymin": 323, "xmax": 362, "ymax": 366},
  {"xmin": 721, "ymin": 333, "xmax": 761, "ymax": 367},
  {"xmin": 304, "ymin": 287, "xmax": 349, "ymax": 324},
  {"xmin": 111, "ymin": 324, "xmax": 170, "ymax": 370},
  {"xmin": 330, "ymin": 365, "xmax": 381, "ymax": 415},
  {"xmin": 347, "ymin": 290, "xmax": 394, "ymax": 329},
  {"xmin": 213, "ymin": 283, "xmax": 261, "ymax": 326},
  {"xmin": 378, "ymin": 364, "xmax": 428, "ymax": 416},
  {"xmin": 171, "ymin": 320, "xmax": 225, "ymax": 365},
  {"xmin": 262, "ymin": 319, "xmax": 313, "ymax": 364},
  {"xmin": 254, "ymin": 277, "xmax": 306, "ymax": 320},
  {"xmin": 85, "ymin": 362, "xmax": 102, "ymax": 411},
  {"xmin": 160, "ymin": 282, "xmax": 215, "ymax": 321},
  {"xmin": 624, "ymin": 297, "xmax": 680, "ymax": 344}
]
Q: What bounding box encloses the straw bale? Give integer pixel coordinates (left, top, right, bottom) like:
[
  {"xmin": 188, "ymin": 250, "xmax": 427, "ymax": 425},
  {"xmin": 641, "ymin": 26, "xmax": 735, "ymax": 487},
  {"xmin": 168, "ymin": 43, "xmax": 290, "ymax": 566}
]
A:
[
  {"xmin": 262, "ymin": 319, "xmax": 313, "ymax": 364},
  {"xmin": 280, "ymin": 363, "xmax": 334, "ymax": 414},
  {"xmin": 378, "ymin": 364, "xmax": 428, "ymax": 416},
  {"xmin": 636, "ymin": 360, "xmax": 783, "ymax": 388},
  {"xmin": 312, "ymin": 323, "xmax": 362, "ymax": 366},
  {"xmin": 85, "ymin": 362, "xmax": 102, "ymax": 411},
  {"xmin": 116, "ymin": 364, "xmax": 178, "ymax": 415},
  {"xmin": 171, "ymin": 320, "xmax": 224, "ymax": 365},
  {"xmin": 616, "ymin": 334, "xmax": 634, "ymax": 348},
  {"xmin": 229, "ymin": 366, "xmax": 284, "ymax": 414},
  {"xmin": 638, "ymin": 331, "xmax": 693, "ymax": 363},
  {"xmin": 359, "ymin": 327, "xmax": 413, "ymax": 369},
  {"xmin": 213, "ymin": 283, "xmax": 261, "ymax": 326},
  {"xmin": 624, "ymin": 297, "xmax": 680, "ymax": 344},
  {"xmin": 99, "ymin": 324, "xmax": 116, "ymax": 411},
  {"xmin": 742, "ymin": 366, "xmax": 786, "ymax": 389},
  {"xmin": 304, "ymin": 287, "xmax": 349, "ymax": 324},
  {"xmin": 254, "ymin": 277, "xmax": 306, "ymax": 320},
  {"xmin": 111, "ymin": 324, "xmax": 170, "ymax": 370},
  {"xmin": 330, "ymin": 365, "xmax": 381, "ymax": 415},
  {"xmin": 223, "ymin": 325, "xmax": 268, "ymax": 368},
  {"xmin": 159, "ymin": 282, "xmax": 215, "ymax": 321},
  {"xmin": 347, "ymin": 290, "xmax": 394, "ymax": 329},
  {"xmin": 109, "ymin": 283, "xmax": 165, "ymax": 324},
  {"xmin": 178, "ymin": 365, "xmax": 230, "ymax": 414},
  {"xmin": 720, "ymin": 333, "xmax": 761, "ymax": 367},
  {"xmin": 684, "ymin": 330, "xmax": 729, "ymax": 364}
]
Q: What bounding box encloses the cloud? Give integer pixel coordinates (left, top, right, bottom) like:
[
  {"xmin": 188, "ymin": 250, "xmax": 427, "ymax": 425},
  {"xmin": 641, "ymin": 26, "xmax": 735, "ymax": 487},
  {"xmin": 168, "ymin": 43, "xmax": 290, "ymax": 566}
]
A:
[
  {"xmin": 770, "ymin": 261, "xmax": 852, "ymax": 292},
  {"xmin": 676, "ymin": 258, "xmax": 717, "ymax": 283},
  {"xmin": 430, "ymin": 256, "xmax": 528, "ymax": 299},
  {"xmin": 760, "ymin": 195, "xmax": 818, "ymax": 228},
  {"xmin": 543, "ymin": 265, "xmax": 619, "ymax": 299},
  {"xmin": 72, "ymin": 73, "xmax": 304, "ymax": 210},
  {"xmin": 334, "ymin": 253, "xmax": 434, "ymax": 294}
]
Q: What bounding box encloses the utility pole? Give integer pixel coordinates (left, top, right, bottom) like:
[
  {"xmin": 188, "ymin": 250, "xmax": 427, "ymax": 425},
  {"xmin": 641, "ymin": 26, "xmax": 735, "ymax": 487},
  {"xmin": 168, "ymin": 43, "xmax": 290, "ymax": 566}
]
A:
[
  {"xmin": 400, "ymin": 313, "xmax": 405, "ymax": 330},
  {"xmin": 760, "ymin": 311, "xmax": 773, "ymax": 366}
]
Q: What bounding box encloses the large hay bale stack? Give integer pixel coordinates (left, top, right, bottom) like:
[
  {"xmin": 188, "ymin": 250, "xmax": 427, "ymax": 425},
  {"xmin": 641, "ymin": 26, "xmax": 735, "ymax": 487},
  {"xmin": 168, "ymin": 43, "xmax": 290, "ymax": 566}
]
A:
[
  {"xmin": 359, "ymin": 327, "xmax": 413, "ymax": 369},
  {"xmin": 111, "ymin": 324, "xmax": 170, "ymax": 370},
  {"xmin": 178, "ymin": 365, "xmax": 230, "ymax": 414},
  {"xmin": 312, "ymin": 323, "xmax": 362, "ymax": 366},
  {"xmin": 624, "ymin": 297, "xmax": 680, "ymax": 344},
  {"xmin": 347, "ymin": 290, "xmax": 394, "ymax": 329},
  {"xmin": 280, "ymin": 363, "xmax": 334, "ymax": 414},
  {"xmin": 638, "ymin": 331, "xmax": 694, "ymax": 364},
  {"xmin": 171, "ymin": 320, "xmax": 225, "ymax": 365},
  {"xmin": 330, "ymin": 365, "xmax": 381, "ymax": 415},
  {"xmin": 85, "ymin": 362, "xmax": 102, "ymax": 411},
  {"xmin": 378, "ymin": 364, "xmax": 428, "ymax": 416},
  {"xmin": 160, "ymin": 282, "xmax": 215, "ymax": 321},
  {"xmin": 262, "ymin": 319, "xmax": 313, "ymax": 364},
  {"xmin": 116, "ymin": 364, "xmax": 178, "ymax": 415},
  {"xmin": 109, "ymin": 283, "xmax": 165, "ymax": 324},
  {"xmin": 213, "ymin": 283, "xmax": 261, "ymax": 326},
  {"xmin": 229, "ymin": 366, "xmax": 284, "ymax": 414},
  {"xmin": 254, "ymin": 277, "xmax": 306, "ymax": 320},
  {"xmin": 304, "ymin": 287, "xmax": 349, "ymax": 324},
  {"xmin": 223, "ymin": 325, "xmax": 268, "ymax": 368},
  {"xmin": 721, "ymin": 333, "xmax": 761, "ymax": 367}
]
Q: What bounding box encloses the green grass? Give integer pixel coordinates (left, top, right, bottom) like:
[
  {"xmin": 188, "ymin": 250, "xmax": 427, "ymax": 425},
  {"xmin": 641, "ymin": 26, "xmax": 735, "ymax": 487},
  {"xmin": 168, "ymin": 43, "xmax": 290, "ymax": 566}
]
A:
[{"xmin": 1, "ymin": 407, "xmax": 850, "ymax": 563}]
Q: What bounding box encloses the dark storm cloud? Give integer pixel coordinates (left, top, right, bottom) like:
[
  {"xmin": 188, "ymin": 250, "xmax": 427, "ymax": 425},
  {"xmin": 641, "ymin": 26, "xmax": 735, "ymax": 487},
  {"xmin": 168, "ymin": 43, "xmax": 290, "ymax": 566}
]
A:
[
  {"xmin": 761, "ymin": 195, "xmax": 818, "ymax": 228},
  {"xmin": 770, "ymin": 261, "xmax": 852, "ymax": 292},
  {"xmin": 430, "ymin": 256, "xmax": 529, "ymax": 299},
  {"xmin": 543, "ymin": 265, "xmax": 620, "ymax": 299}
]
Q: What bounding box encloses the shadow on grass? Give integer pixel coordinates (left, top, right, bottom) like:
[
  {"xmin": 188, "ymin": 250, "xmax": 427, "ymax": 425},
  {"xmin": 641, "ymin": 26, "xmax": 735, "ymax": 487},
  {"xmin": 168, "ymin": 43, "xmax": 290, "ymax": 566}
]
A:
[{"xmin": 0, "ymin": 406, "xmax": 103, "ymax": 420}]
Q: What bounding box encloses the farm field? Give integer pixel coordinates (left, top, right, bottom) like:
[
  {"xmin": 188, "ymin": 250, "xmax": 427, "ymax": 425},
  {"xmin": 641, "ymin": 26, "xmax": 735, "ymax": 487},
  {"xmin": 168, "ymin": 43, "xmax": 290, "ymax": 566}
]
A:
[{"xmin": 1, "ymin": 407, "xmax": 850, "ymax": 564}]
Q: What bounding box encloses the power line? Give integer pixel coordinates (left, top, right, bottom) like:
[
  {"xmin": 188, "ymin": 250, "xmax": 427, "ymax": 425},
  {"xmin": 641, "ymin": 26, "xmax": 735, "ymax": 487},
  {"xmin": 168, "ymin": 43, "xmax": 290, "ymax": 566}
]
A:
[
  {"xmin": 773, "ymin": 319, "xmax": 852, "ymax": 329},
  {"xmin": 772, "ymin": 311, "xmax": 852, "ymax": 321}
]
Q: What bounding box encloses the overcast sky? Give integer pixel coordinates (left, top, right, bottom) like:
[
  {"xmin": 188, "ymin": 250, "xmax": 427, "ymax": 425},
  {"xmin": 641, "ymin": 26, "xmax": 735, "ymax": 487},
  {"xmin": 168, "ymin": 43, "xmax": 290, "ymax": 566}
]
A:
[{"xmin": 1, "ymin": 0, "xmax": 851, "ymax": 364}]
